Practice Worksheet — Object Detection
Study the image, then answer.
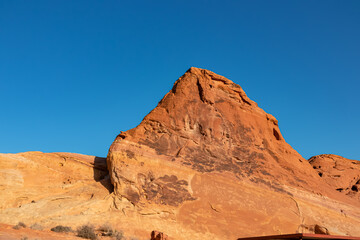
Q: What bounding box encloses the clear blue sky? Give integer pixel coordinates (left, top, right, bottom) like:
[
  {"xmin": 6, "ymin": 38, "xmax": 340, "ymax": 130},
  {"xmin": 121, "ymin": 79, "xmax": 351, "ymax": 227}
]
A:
[{"xmin": 1, "ymin": 1, "xmax": 359, "ymax": 160}]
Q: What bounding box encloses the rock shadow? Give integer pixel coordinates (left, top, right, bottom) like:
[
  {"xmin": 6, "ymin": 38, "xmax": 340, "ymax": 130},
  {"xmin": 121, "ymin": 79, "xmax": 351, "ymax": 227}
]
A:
[{"xmin": 93, "ymin": 156, "xmax": 114, "ymax": 193}]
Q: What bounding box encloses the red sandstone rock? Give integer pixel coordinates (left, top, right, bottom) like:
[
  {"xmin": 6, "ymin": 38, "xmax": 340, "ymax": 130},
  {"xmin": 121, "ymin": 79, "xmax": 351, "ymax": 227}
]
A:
[
  {"xmin": 107, "ymin": 67, "xmax": 360, "ymax": 239},
  {"xmin": 108, "ymin": 67, "xmax": 321, "ymax": 203},
  {"xmin": 309, "ymin": 154, "xmax": 360, "ymax": 200},
  {"xmin": 151, "ymin": 230, "xmax": 169, "ymax": 240},
  {"xmin": 1, "ymin": 68, "xmax": 360, "ymax": 240}
]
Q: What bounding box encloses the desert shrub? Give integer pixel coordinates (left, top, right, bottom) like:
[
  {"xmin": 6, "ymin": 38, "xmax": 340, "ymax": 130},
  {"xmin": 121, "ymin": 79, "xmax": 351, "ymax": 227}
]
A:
[
  {"xmin": 51, "ymin": 225, "xmax": 72, "ymax": 232},
  {"xmin": 77, "ymin": 224, "xmax": 97, "ymax": 240},
  {"xmin": 30, "ymin": 223, "xmax": 43, "ymax": 230},
  {"xmin": 112, "ymin": 230, "xmax": 124, "ymax": 240},
  {"xmin": 98, "ymin": 223, "xmax": 113, "ymax": 235},
  {"xmin": 98, "ymin": 223, "xmax": 123, "ymax": 239},
  {"xmin": 13, "ymin": 222, "xmax": 26, "ymax": 229}
]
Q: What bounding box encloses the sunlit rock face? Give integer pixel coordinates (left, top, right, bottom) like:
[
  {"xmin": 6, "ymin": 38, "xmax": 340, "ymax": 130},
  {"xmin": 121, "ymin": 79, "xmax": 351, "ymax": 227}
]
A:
[
  {"xmin": 309, "ymin": 154, "xmax": 360, "ymax": 200},
  {"xmin": 4, "ymin": 68, "xmax": 358, "ymax": 240},
  {"xmin": 107, "ymin": 67, "xmax": 360, "ymax": 239}
]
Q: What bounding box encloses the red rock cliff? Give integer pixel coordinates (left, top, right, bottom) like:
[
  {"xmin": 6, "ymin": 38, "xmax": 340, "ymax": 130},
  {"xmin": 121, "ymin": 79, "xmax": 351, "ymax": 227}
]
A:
[{"xmin": 107, "ymin": 67, "xmax": 360, "ymax": 239}]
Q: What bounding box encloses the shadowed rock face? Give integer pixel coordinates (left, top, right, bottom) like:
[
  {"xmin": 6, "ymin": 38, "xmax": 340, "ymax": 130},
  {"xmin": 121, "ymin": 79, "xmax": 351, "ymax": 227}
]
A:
[
  {"xmin": 309, "ymin": 154, "xmax": 360, "ymax": 200},
  {"xmin": 107, "ymin": 67, "xmax": 360, "ymax": 239}
]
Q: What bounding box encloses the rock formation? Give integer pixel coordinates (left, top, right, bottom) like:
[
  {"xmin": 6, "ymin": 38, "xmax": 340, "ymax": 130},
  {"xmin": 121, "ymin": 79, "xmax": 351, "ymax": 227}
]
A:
[
  {"xmin": 0, "ymin": 152, "xmax": 111, "ymax": 225},
  {"xmin": 309, "ymin": 154, "xmax": 360, "ymax": 200},
  {"xmin": 151, "ymin": 230, "xmax": 169, "ymax": 240},
  {"xmin": 107, "ymin": 67, "xmax": 360, "ymax": 239},
  {"xmin": 1, "ymin": 68, "xmax": 360, "ymax": 240}
]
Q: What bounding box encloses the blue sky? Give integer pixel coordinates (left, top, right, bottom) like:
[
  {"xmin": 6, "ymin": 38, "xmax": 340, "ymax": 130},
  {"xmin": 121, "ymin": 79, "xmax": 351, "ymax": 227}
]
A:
[{"xmin": 0, "ymin": 1, "xmax": 359, "ymax": 159}]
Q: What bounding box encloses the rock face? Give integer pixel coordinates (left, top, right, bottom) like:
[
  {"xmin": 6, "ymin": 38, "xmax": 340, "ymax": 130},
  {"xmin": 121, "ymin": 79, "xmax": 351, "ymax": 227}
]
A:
[
  {"xmin": 0, "ymin": 152, "xmax": 150, "ymax": 239},
  {"xmin": 0, "ymin": 152, "xmax": 111, "ymax": 225},
  {"xmin": 1, "ymin": 68, "xmax": 359, "ymax": 240},
  {"xmin": 107, "ymin": 67, "xmax": 360, "ymax": 239},
  {"xmin": 309, "ymin": 154, "xmax": 360, "ymax": 200}
]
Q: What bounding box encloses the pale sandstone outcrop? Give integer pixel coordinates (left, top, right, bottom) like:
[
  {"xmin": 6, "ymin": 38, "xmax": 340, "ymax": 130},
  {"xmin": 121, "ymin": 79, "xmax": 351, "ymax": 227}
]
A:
[
  {"xmin": 0, "ymin": 152, "xmax": 112, "ymax": 225},
  {"xmin": 0, "ymin": 152, "xmax": 150, "ymax": 239}
]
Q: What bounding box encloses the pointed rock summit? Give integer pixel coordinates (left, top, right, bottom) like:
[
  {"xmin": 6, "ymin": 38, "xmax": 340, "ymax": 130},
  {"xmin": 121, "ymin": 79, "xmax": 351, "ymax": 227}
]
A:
[
  {"xmin": 107, "ymin": 68, "xmax": 360, "ymax": 239},
  {"xmin": 109, "ymin": 67, "xmax": 317, "ymax": 194}
]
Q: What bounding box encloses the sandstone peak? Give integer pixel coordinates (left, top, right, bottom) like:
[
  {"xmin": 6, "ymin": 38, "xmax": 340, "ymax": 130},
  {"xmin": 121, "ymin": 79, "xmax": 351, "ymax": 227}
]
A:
[
  {"xmin": 169, "ymin": 66, "xmax": 257, "ymax": 108},
  {"xmin": 110, "ymin": 67, "xmax": 310, "ymax": 179},
  {"xmin": 106, "ymin": 68, "xmax": 360, "ymax": 239},
  {"xmin": 1, "ymin": 68, "xmax": 360, "ymax": 240}
]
